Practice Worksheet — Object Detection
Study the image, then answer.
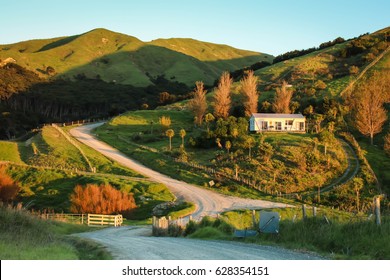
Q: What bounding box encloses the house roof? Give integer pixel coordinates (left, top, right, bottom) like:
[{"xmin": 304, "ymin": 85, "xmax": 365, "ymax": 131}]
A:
[{"xmin": 251, "ymin": 113, "xmax": 305, "ymax": 119}]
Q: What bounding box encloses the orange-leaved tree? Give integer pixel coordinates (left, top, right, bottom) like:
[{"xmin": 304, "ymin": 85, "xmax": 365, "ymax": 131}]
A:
[
  {"xmin": 240, "ymin": 70, "xmax": 259, "ymax": 117},
  {"xmin": 0, "ymin": 165, "xmax": 20, "ymax": 203},
  {"xmin": 214, "ymin": 72, "xmax": 232, "ymax": 119},
  {"xmin": 70, "ymin": 184, "xmax": 136, "ymax": 214}
]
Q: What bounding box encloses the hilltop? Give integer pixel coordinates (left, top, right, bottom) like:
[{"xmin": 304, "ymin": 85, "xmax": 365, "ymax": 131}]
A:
[{"xmin": 0, "ymin": 28, "xmax": 272, "ymax": 87}]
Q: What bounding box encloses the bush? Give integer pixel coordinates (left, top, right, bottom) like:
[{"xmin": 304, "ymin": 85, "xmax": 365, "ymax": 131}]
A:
[
  {"xmin": 184, "ymin": 220, "xmax": 198, "ymax": 236},
  {"xmin": 69, "ymin": 184, "xmax": 136, "ymax": 214},
  {"xmin": 0, "ymin": 166, "xmax": 20, "ymax": 203}
]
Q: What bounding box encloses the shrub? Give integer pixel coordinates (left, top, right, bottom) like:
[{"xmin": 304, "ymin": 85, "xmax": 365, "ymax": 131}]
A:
[
  {"xmin": 0, "ymin": 166, "xmax": 20, "ymax": 203},
  {"xmin": 184, "ymin": 220, "xmax": 198, "ymax": 236},
  {"xmin": 69, "ymin": 184, "xmax": 136, "ymax": 214}
]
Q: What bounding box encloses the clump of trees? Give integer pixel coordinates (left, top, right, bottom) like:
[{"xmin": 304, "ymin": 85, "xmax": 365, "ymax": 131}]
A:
[{"xmin": 70, "ymin": 184, "xmax": 136, "ymax": 214}]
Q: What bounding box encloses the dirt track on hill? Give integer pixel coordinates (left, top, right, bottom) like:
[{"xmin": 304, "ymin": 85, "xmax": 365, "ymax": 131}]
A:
[{"xmin": 70, "ymin": 123, "xmax": 291, "ymax": 219}]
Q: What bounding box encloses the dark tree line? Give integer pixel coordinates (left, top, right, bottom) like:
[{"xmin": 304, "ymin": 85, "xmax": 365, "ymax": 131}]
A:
[
  {"xmin": 273, "ymin": 37, "xmax": 345, "ymax": 63},
  {"xmin": 0, "ymin": 64, "xmax": 191, "ymax": 139}
]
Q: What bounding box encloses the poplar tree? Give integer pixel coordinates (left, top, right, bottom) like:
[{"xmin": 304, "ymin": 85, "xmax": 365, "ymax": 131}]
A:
[
  {"xmin": 240, "ymin": 70, "xmax": 259, "ymax": 117},
  {"xmin": 189, "ymin": 81, "xmax": 207, "ymax": 126},
  {"xmin": 214, "ymin": 72, "xmax": 232, "ymax": 119}
]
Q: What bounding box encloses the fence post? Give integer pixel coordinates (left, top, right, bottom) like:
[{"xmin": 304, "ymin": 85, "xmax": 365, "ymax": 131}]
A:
[
  {"xmin": 87, "ymin": 214, "xmax": 90, "ymax": 226},
  {"xmin": 302, "ymin": 204, "xmax": 307, "ymax": 220},
  {"xmin": 252, "ymin": 210, "xmax": 257, "ymax": 228},
  {"xmin": 313, "ymin": 207, "xmax": 317, "ymax": 217},
  {"xmin": 375, "ymin": 196, "xmax": 381, "ymax": 226}
]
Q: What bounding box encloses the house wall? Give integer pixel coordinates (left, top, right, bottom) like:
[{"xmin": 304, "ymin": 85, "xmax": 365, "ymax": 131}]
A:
[{"xmin": 250, "ymin": 117, "xmax": 305, "ymax": 132}]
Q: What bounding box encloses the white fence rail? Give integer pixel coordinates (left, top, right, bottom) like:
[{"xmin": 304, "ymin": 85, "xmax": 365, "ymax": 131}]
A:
[{"xmin": 87, "ymin": 214, "xmax": 123, "ymax": 227}]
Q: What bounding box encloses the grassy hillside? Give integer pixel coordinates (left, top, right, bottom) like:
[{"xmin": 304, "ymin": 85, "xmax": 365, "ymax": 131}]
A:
[
  {"xmin": 95, "ymin": 109, "xmax": 348, "ymax": 200},
  {"xmin": 1, "ymin": 126, "xmax": 177, "ymax": 219},
  {"xmin": 255, "ymin": 27, "xmax": 389, "ymax": 99},
  {"xmin": 0, "ymin": 28, "xmax": 272, "ymax": 87},
  {"xmin": 0, "ymin": 206, "xmax": 111, "ymax": 259}
]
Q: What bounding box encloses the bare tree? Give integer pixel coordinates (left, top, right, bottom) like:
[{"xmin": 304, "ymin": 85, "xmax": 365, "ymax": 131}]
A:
[
  {"xmin": 240, "ymin": 70, "xmax": 259, "ymax": 117},
  {"xmin": 214, "ymin": 72, "xmax": 232, "ymax": 119},
  {"xmin": 189, "ymin": 81, "xmax": 207, "ymax": 126},
  {"xmin": 354, "ymin": 72, "xmax": 388, "ymax": 145},
  {"xmin": 272, "ymin": 80, "xmax": 293, "ymax": 113}
]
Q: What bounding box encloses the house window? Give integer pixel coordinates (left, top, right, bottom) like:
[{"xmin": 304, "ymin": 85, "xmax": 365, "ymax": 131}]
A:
[
  {"xmin": 261, "ymin": 121, "xmax": 268, "ymax": 130},
  {"xmin": 285, "ymin": 120, "xmax": 293, "ymax": 126},
  {"xmin": 276, "ymin": 122, "xmax": 282, "ymax": 130},
  {"xmin": 299, "ymin": 122, "xmax": 305, "ymax": 131}
]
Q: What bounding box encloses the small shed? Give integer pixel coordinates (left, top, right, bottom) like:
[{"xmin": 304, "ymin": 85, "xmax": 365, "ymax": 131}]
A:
[{"xmin": 250, "ymin": 113, "xmax": 306, "ymax": 133}]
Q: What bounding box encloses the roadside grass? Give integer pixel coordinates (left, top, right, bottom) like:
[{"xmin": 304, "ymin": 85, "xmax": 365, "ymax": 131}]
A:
[
  {"xmin": 0, "ymin": 141, "xmax": 23, "ymax": 163},
  {"xmin": 0, "ymin": 207, "xmax": 111, "ymax": 260},
  {"xmin": 187, "ymin": 209, "xmax": 390, "ymax": 259},
  {"xmin": 358, "ymin": 137, "xmax": 390, "ymax": 195}
]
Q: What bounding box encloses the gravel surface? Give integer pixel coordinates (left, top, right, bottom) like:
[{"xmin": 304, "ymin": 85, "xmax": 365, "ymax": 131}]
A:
[
  {"xmin": 75, "ymin": 226, "xmax": 322, "ymax": 260},
  {"xmin": 70, "ymin": 123, "xmax": 291, "ymax": 219}
]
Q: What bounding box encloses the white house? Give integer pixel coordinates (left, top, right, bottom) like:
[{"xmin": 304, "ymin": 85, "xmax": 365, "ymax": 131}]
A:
[{"xmin": 249, "ymin": 113, "xmax": 306, "ymax": 133}]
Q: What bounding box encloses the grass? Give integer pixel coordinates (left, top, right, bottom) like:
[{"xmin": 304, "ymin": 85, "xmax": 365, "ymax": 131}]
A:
[
  {"xmin": 1, "ymin": 125, "xmax": 178, "ymax": 220},
  {"xmin": 0, "ymin": 141, "xmax": 23, "ymax": 163},
  {"xmin": 358, "ymin": 137, "xmax": 390, "ymax": 195},
  {"xmin": 6, "ymin": 164, "xmax": 174, "ymax": 219},
  {"xmin": 187, "ymin": 209, "xmax": 390, "ymax": 259},
  {"xmin": 17, "ymin": 126, "xmax": 141, "ymax": 177},
  {"xmin": 0, "ymin": 206, "xmax": 111, "ymax": 260}
]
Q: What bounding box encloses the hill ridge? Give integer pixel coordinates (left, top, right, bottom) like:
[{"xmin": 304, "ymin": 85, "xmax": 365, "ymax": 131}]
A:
[{"xmin": 0, "ymin": 28, "xmax": 272, "ymax": 87}]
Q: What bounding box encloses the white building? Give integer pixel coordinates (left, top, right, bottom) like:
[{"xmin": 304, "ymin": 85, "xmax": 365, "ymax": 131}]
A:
[{"xmin": 249, "ymin": 113, "xmax": 306, "ymax": 133}]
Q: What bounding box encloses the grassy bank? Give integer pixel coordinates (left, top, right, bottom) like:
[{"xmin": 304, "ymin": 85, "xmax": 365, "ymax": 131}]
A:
[
  {"xmin": 186, "ymin": 209, "xmax": 390, "ymax": 259},
  {"xmin": 0, "ymin": 207, "xmax": 111, "ymax": 260}
]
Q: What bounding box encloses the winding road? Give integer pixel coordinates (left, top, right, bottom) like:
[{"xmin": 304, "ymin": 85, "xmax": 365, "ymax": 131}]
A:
[
  {"xmin": 70, "ymin": 123, "xmax": 291, "ymax": 219},
  {"xmin": 69, "ymin": 123, "xmax": 327, "ymax": 260}
]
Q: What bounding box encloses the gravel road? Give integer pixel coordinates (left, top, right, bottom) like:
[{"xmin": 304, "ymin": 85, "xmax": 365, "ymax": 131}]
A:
[
  {"xmin": 70, "ymin": 123, "xmax": 291, "ymax": 219},
  {"xmin": 75, "ymin": 226, "xmax": 322, "ymax": 260},
  {"xmin": 70, "ymin": 123, "xmax": 322, "ymax": 260}
]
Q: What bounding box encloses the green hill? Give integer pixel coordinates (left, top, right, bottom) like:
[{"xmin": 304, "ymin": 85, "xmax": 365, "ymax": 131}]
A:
[
  {"xmin": 0, "ymin": 28, "xmax": 272, "ymax": 87},
  {"xmin": 255, "ymin": 27, "xmax": 389, "ymax": 99}
]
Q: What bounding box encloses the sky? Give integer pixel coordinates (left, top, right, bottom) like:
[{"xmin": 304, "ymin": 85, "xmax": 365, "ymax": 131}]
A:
[{"xmin": 1, "ymin": 0, "xmax": 389, "ymax": 56}]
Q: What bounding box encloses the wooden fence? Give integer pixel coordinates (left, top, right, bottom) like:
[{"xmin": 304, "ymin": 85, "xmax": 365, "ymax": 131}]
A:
[
  {"xmin": 36, "ymin": 213, "xmax": 86, "ymax": 224},
  {"xmin": 34, "ymin": 212, "xmax": 123, "ymax": 227},
  {"xmin": 152, "ymin": 216, "xmax": 189, "ymax": 236},
  {"xmin": 87, "ymin": 214, "xmax": 123, "ymax": 227}
]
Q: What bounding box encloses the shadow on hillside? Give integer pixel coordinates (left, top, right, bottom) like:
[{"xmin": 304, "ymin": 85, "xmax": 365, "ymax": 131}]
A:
[
  {"xmin": 57, "ymin": 44, "xmax": 269, "ymax": 87},
  {"xmin": 36, "ymin": 35, "xmax": 80, "ymax": 52}
]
